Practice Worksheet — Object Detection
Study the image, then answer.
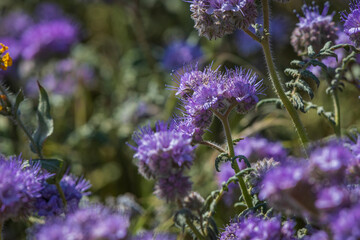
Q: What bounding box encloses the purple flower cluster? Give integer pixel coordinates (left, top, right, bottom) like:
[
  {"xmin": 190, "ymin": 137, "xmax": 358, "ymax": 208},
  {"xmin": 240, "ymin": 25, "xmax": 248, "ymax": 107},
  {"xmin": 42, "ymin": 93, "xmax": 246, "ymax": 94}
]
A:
[
  {"xmin": 35, "ymin": 173, "xmax": 91, "ymax": 217},
  {"xmin": 189, "ymin": 0, "xmax": 258, "ymax": 39},
  {"xmin": 0, "ymin": 3, "xmax": 79, "ymax": 61},
  {"xmin": 259, "ymin": 141, "xmax": 360, "ymax": 238},
  {"xmin": 217, "ymin": 137, "xmax": 285, "ymax": 205},
  {"xmin": 173, "ymin": 64, "xmax": 263, "ymax": 141},
  {"xmin": 342, "ymin": 1, "xmax": 360, "ymax": 47},
  {"xmin": 0, "ymin": 154, "xmax": 49, "ymax": 223},
  {"xmin": 219, "ymin": 215, "xmax": 296, "ymax": 240},
  {"xmin": 162, "ymin": 41, "xmax": 203, "ymax": 71},
  {"xmin": 33, "ymin": 205, "xmax": 130, "ymax": 240},
  {"xmin": 291, "ymin": 2, "xmax": 338, "ymax": 55},
  {"xmin": 131, "ymin": 122, "xmax": 195, "ymax": 201}
]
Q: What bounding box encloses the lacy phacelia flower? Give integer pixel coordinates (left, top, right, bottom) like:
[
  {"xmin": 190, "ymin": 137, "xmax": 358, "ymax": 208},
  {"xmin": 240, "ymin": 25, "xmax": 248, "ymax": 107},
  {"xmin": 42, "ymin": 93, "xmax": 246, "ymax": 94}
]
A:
[
  {"xmin": 0, "ymin": 43, "xmax": 12, "ymax": 70},
  {"xmin": 342, "ymin": 1, "xmax": 360, "ymax": 47},
  {"xmin": 35, "ymin": 173, "xmax": 91, "ymax": 217},
  {"xmin": 162, "ymin": 41, "xmax": 203, "ymax": 71},
  {"xmin": 175, "ymin": 65, "xmax": 263, "ymax": 129},
  {"xmin": 315, "ymin": 186, "xmax": 350, "ymax": 213},
  {"xmin": 131, "ymin": 121, "xmax": 196, "ymax": 179},
  {"xmin": 132, "ymin": 231, "xmax": 177, "ymax": 240},
  {"xmin": 219, "ymin": 215, "xmax": 296, "ymax": 240},
  {"xmin": 189, "ymin": 0, "xmax": 258, "ymax": 39},
  {"xmin": 0, "ymin": 155, "xmax": 49, "ymax": 223},
  {"xmin": 291, "ymin": 2, "xmax": 338, "ymax": 55},
  {"xmin": 154, "ymin": 172, "xmax": 192, "ymax": 202},
  {"xmin": 33, "ymin": 205, "xmax": 130, "ymax": 240},
  {"xmin": 21, "ymin": 19, "xmax": 78, "ymax": 59}
]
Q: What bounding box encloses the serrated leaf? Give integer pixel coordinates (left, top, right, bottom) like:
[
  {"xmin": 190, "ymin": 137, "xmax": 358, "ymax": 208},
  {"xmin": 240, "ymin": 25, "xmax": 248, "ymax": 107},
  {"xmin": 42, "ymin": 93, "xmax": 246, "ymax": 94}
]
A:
[
  {"xmin": 30, "ymin": 82, "xmax": 54, "ymax": 155},
  {"xmin": 296, "ymin": 79, "xmax": 314, "ymax": 99},
  {"xmin": 309, "ymin": 59, "xmax": 327, "ymax": 70},
  {"xmin": 308, "ymin": 45, "xmax": 316, "ymax": 57},
  {"xmin": 320, "ymin": 41, "xmax": 332, "ymax": 52},
  {"xmin": 290, "ymin": 60, "xmax": 305, "ymax": 68},
  {"xmin": 13, "ymin": 89, "xmax": 24, "ymax": 115},
  {"xmin": 284, "ymin": 68, "xmax": 299, "ymax": 78},
  {"xmin": 300, "ymin": 70, "xmax": 320, "ymax": 87}
]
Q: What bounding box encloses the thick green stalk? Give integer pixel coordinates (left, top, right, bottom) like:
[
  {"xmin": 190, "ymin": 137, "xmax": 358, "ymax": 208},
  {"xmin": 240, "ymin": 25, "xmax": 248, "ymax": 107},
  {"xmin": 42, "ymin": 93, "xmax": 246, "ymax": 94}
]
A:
[
  {"xmin": 261, "ymin": 0, "xmax": 309, "ymax": 148},
  {"xmin": 212, "ymin": 107, "xmax": 253, "ymax": 208},
  {"xmin": 186, "ymin": 218, "xmax": 205, "ymax": 240},
  {"xmin": 331, "ymin": 90, "xmax": 341, "ymax": 137}
]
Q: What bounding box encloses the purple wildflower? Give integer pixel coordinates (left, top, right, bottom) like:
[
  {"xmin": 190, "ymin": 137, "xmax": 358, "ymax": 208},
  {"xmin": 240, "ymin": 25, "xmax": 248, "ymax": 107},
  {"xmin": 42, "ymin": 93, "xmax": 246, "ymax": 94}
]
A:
[
  {"xmin": 131, "ymin": 121, "xmax": 196, "ymax": 179},
  {"xmin": 35, "ymin": 173, "xmax": 91, "ymax": 217},
  {"xmin": 219, "ymin": 215, "xmax": 296, "ymax": 240},
  {"xmin": 0, "ymin": 10, "xmax": 33, "ymax": 37},
  {"xmin": 34, "ymin": 3, "xmax": 65, "ymax": 22},
  {"xmin": 330, "ymin": 204, "xmax": 360, "ymax": 240},
  {"xmin": 33, "ymin": 205, "xmax": 130, "ymax": 240},
  {"xmin": 189, "ymin": 0, "xmax": 258, "ymax": 39},
  {"xmin": 291, "ymin": 2, "xmax": 338, "ymax": 55},
  {"xmin": 154, "ymin": 172, "xmax": 192, "ymax": 202},
  {"xmin": 342, "ymin": 1, "xmax": 360, "ymax": 47},
  {"xmin": 0, "ymin": 154, "xmax": 49, "ymax": 223},
  {"xmin": 234, "ymin": 136, "xmax": 287, "ymax": 162},
  {"xmin": 259, "ymin": 161, "xmax": 318, "ymax": 217},
  {"xmin": 162, "ymin": 41, "xmax": 203, "ymax": 71},
  {"xmin": 315, "ymin": 186, "xmax": 350, "ymax": 212},
  {"xmin": 132, "ymin": 231, "xmax": 177, "ymax": 240},
  {"xmin": 309, "ymin": 143, "xmax": 353, "ymax": 182},
  {"xmin": 21, "ymin": 19, "xmax": 79, "ymax": 59}
]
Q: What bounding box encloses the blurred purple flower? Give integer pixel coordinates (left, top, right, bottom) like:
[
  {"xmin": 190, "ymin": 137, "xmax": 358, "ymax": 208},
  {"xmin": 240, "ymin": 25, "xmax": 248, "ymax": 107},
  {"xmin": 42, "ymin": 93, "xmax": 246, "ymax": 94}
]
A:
[
  {"xmin": 21, "ymin": 19, "xmax": 79, "ymax": 60},
  {"xmin": 162, "ymin": 41, "xmax": 203, "ymax": 71},
  {"xmin": 34, "ymin": 3, "xmax": 65, "ymax": 22},
  {"xmin": 132, "ymin": 231, "xmax": 176, "ymax": 240},
  {"xmin": 234, "ymin": 136, "xmax": 287, "ymax": 162},
  {"xmin": 235, "ymin": 30, "xmax": 261, "ymax": 56},
  {"xmin": 315, "ymin": 186, "xmax": 350, "ymax": 212},
  {"xmin": 331, "ymin": 204, "xmax": 360, "ymax": 240},
  {"xmin": 0, "ymin": 10, "xmax": 33, "ymax": 37},
  {"xmin": 35, "ymin": 173, "xmax": 91, "ymax": 217},
  {"xmin": 33, "ymin": 205, "xmax": 130, "ymax": 240},
  {"xmin": 219, "ymin": 215, "xmax": 296, "ymax": 240}
]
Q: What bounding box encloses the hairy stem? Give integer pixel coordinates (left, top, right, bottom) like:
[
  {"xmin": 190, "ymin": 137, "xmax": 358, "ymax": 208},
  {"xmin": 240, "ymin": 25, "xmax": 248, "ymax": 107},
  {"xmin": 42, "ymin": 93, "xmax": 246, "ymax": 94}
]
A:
[
  {"xmin": 260, "ymin": 0, "xmax": 309, "ymax": 149},
  {"xmin": 55, "ymin": 182, "xmax": 68, "ymax": 209},
  {"xmin": 212, "ymin": 108, "xmax": 253, "ymax": 208},
  {"xmin": 331, "ymin": 90, "xmax": 341, "ymax": 137},
  {"xmin": 199, "ymin": 141, "xmax": 226, "ymax": 153},
  {"xmin": 186, "ymin": 218, "xmax": 205, "ymax": 240}
]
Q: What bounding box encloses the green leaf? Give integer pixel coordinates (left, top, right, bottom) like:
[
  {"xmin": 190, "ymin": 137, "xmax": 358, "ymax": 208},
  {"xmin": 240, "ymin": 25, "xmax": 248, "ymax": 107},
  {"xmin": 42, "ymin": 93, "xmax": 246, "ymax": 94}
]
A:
[
  {"xmin": 290, "ymin": 60, "xmax": 305, "ymax": 68},
  {"xmin": 30, "ymin": 82, "xmax": 54, "ymax": 155},
  {"xmin": 13, "ymin": 89, "xmax": 24, "ymax": 115},
  {"xmin": 320, "ymin": 41, "xmax": 333, "ymax": 52},
  {"xmin": 300, "ymin": 70, "xmax": 320, "ymax": 87},
  {"xmin": 32, "ymin": 158, "xmax": 63, "ymax": 173},
  {"xmin": 307, "ymin": 45, "xmax": 316, "ymax": 57},
  {"xmin": 296, "ymin": 79, "xmax": 314, "ymax": 99},
  {"xmin": 284, "ymin": 68, "xmax": 299, "ymax": 78}
]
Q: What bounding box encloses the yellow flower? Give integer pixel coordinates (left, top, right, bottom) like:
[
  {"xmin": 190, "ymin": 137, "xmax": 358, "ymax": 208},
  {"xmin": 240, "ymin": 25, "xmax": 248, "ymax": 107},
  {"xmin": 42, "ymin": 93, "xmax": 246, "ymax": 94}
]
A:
[
  {"xmin": 0, "ymin": 43, "xmax": 12, "ymax": 71},
  {"xmin": 0, "ymin": 95, "xmax": 6, "ymax": 112}
]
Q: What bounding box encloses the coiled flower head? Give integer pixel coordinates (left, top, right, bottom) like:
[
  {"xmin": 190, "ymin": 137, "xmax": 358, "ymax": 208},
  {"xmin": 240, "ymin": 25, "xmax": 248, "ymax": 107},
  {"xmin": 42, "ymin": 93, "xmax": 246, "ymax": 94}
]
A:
[
  {"xmin": 35, "ymin": 173, "xmax": 91, "ymax": 217},
  {"xmin": 130, "ymin": 121, "xmax": 196, "ymax": 179},
  {"xmin": 189, "ymin": 0, "xmax": 258, "ymax": 39},
  {"xmin": 154, "ymin": 172, "xmax": 192, "ymax": 202},
  {"xmin": 342, "ymin": 1, "xmax": 360, "ymax": 47},
  {"xmin": 291, "ymin": 2, "xmax": 338, "ymax": 55},
  {"xmin": 0, "ymin": 155, "xmax": 49, "ymax": 223}
]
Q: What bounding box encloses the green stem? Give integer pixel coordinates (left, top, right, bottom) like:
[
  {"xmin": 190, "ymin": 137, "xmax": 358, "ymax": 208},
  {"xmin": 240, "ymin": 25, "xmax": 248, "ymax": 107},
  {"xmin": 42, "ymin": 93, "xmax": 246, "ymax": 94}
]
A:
[
  {"xmin": 331, "ymin": 90, "xmax": 341, "ymax": 137},
  {"xmin": 55, "ymin": 182, "xmax": 68, "ymax": 209},
  {"xmin": 199, "ymin": 141, "xmax": 226, "ymax": 153},
  {"xmin": 0, "ymin": 221, "xmax": 3, "ymax": 240},
  {"xmin": 260, "ymin": 0, "xmax": 309, "ymax": 149},
  {"xmin": 212, "ymin": 108, "xmax": 253, "ymax": 208},
  {"xmin": 186, "ymin": 218, "xmax": 205, "ymax": 240}
]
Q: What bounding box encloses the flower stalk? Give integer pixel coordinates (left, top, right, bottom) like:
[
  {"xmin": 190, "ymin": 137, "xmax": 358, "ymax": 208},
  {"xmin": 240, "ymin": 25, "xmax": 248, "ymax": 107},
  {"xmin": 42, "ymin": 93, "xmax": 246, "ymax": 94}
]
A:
[{"xmin": 259, "ymin": 0, "xmax": 309, "ymax": 149}]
